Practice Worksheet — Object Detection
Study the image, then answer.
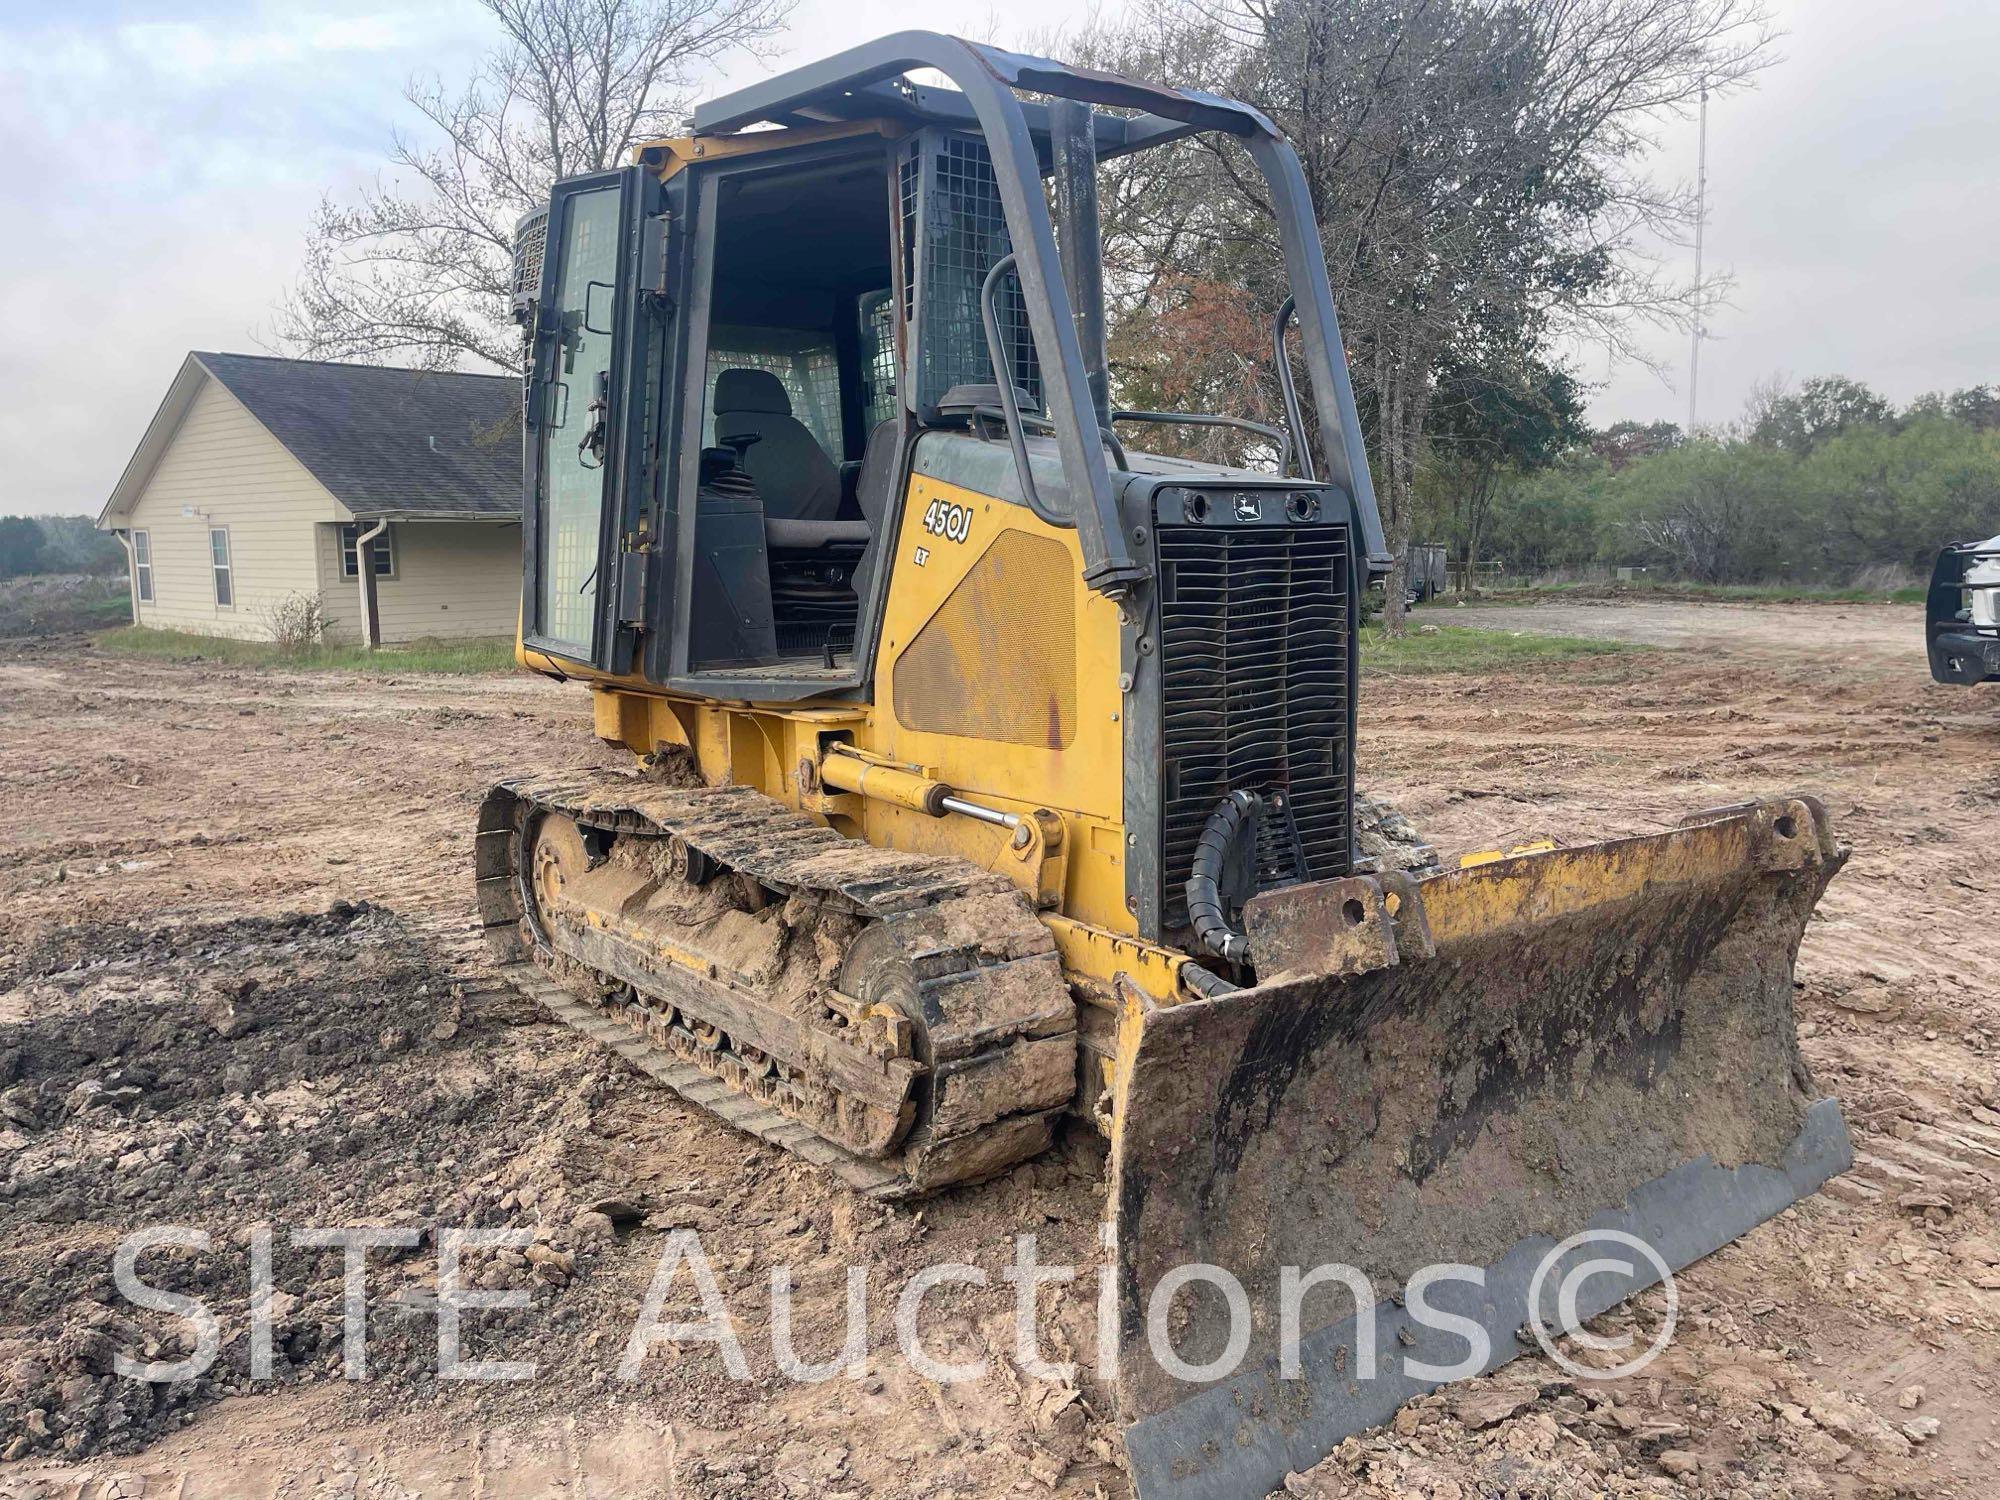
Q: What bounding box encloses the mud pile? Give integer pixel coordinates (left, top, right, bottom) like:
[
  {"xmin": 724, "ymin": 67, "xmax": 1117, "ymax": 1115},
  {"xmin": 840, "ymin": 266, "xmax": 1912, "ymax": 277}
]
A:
[{"xmin": 0, "ymin": 905, "xmax": 619, "ymax": 1460}]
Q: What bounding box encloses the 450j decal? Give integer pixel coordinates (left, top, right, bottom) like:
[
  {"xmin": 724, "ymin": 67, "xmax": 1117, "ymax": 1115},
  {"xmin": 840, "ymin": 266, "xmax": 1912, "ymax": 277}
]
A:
[{"xmin": 921, "ymin": 499, "xmax": 973, "ymax": 544}]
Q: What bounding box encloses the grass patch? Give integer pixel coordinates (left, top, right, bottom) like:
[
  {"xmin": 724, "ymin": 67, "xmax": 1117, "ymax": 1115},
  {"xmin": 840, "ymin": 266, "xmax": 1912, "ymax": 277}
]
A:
[
  {"xmin": 1481, "ymin": 578, "xmax": 1927, "ymax": 606},
  {"xmin": 1361, "ymin": 623, "xmax": 1638, "ymax": 674},
  {"xmin": 82, "ymin": 592, "xmax": 136, "ymax": 624},
  {"xmin": 97, "ymin": 626, "xmax": 517, "ymax": 675},
  {"xmin": 97, "ymin": 618, "xmax": 1624, "ymax": 681}
]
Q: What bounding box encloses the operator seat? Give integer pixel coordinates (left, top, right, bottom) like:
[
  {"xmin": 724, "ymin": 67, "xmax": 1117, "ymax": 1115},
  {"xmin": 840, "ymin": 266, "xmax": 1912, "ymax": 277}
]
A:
[{"xmin": 712, "ymin": 369, "xmax": 853, "ymax": 544}]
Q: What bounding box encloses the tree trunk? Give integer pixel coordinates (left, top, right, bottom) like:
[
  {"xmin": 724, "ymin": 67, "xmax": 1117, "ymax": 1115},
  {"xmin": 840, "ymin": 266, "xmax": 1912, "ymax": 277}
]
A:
[
  {"xmin": 1464, "ymin": 462, "xmax": 1498, "ymax": 593},
  {"xmin": 1374, "ymin": 343, "xmax": 1428, "ymax": 636},
  {"xmin": 1375, "ymin": 345, "xmax": 1408, "ymax": 634}
]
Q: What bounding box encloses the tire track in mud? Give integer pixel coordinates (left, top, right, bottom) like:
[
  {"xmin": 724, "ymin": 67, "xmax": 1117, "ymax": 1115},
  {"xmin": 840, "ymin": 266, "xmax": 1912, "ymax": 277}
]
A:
[
  {"xmin": 0, "ymin": 651, "xmax": 1118, "ymax": 1499},
  {"xmin": 1333, "ymin": 602, "xmax": 2000, "ymax": 1497},
  {"xmin": 4, "ymin": 608, "xmax": 2000, "ymax": 1497}
]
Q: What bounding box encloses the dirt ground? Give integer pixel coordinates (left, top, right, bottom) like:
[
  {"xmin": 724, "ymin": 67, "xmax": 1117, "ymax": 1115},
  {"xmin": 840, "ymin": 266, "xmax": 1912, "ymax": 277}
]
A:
[
  {"xmin": 0, "ymin": 601, "xmax": 1996, "ymax": 1499},
  {"xmin": 1440, "ymin": 598, "xmax": 1921, "ymax": 666}
]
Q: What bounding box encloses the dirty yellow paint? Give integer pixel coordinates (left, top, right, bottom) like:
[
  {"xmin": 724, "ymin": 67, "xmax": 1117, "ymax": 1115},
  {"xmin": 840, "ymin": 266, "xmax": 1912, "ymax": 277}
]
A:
[
  {"xmin": 534, "ymin": 468, "xmax": 1135, "ymax": 940},
  {"xmin": 631, "ymin": 119, "xmax": 902, "ymax": 179},
  {"xmin": 1419, "ymin": 799, "xmax": 1825, "ymax": 947}
]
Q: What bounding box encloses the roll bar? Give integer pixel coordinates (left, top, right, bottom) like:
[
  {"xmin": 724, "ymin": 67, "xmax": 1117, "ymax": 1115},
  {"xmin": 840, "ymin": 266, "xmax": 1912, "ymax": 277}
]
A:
[{"xmin": 694, "ymin": 33, "xmax": 1392, "ymax": 589}]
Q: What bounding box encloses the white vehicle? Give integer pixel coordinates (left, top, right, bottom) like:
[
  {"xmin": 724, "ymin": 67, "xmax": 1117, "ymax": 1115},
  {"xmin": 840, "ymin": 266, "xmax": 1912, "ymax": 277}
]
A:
[{"xmin": 1927, "ymin": 535, "xmax": 2000, "ymax": 684}]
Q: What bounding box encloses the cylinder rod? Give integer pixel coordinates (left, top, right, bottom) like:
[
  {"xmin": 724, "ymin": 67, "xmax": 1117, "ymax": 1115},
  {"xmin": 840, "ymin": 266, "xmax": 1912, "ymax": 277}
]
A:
[{"xmin": 940, "ymin": 795, "xmax": 1022, "ymax": 830}]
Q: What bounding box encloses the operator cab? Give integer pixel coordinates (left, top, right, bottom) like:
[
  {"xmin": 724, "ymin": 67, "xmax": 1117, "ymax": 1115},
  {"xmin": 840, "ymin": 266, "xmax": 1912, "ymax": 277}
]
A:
[
  {"xmin": 515, "ymin": 129, "xmax": 908, "ymax": 686},
  {"xmin": 689, "ymin": 148, "xmax": 898, "ymax": 669},
  {"xmin": 514, "ymin": 38, "xmax": 1389, "ymax": 701}
]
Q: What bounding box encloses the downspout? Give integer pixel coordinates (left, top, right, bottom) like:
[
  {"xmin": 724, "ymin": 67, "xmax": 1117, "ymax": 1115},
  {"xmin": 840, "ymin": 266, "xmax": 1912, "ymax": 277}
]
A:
[
  {"xmin": 354, "ymin": 518, "xmax": 389, "ymax": 650},
  {"xmin": 111, "ymin": 529, "xmax": 138, "ymax": 624}
]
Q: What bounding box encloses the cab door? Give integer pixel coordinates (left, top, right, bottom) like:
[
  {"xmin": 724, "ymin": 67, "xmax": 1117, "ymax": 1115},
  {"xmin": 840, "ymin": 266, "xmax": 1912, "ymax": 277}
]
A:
[{"xmin": 522, "ymin": 165, "xmax": 677, "ymax": 672}]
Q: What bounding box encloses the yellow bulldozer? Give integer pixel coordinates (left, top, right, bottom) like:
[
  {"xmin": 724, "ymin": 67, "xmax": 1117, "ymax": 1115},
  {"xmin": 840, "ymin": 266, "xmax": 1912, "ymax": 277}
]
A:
[{"xmin": 473, "ymin": 33, "xmax": 1852, "ymax": 1498}]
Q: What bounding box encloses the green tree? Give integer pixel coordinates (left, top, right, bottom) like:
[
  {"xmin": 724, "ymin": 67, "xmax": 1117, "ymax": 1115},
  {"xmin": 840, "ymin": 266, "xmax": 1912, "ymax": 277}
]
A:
[
  {"xmin": 1946, "ymin": 385, "xmax": 2000, "ymax": 431},
  {"xmin": 1591, "ymin": 419, "xmax": 1682, "ymax": 472},
  {"xmin": 1797, "ymin": 417, "xmax": 2000, "ymax": 573},
  {"xmin": 1485, "ymin": 454, "xmax": 1609, "ymax": 576},
  {"xmin": 0, "ymin": 516, "xmax": 47, "ymax": 578},
  {"xmin": 33, "ymin": 515, "xmax": 125, "ymax": 575},
  {"xmin": 1906, "ymin": 385, "xmax": 2000, "ymax": 433},
  {"xmin": 1750, "ymin": 375, "xmax": 1894, "ymax": 456},
  {"xmin": 1601, "ymin": 441, "xmax": 1802, "ymax": 582},
  {"xmin": 1424, "ymin": 359, "xmax": 1589, "ymax": 575}
]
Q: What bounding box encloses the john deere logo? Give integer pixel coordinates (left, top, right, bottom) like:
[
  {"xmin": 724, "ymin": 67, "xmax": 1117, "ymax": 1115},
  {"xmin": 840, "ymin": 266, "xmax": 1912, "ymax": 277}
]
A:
[{"xmin": 1233, "ymin": 494, "xmax": 1261, "ymax": 522}]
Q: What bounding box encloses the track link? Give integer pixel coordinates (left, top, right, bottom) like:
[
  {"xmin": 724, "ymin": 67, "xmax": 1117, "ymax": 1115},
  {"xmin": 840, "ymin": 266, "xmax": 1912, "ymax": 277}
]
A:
[{"xmin": 475, "ymin": 769, "xmax": 1077, "ymax": 1199}]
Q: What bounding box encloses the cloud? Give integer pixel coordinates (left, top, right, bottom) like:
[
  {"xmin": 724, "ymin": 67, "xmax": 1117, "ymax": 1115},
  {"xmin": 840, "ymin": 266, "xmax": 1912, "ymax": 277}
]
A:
[
  {"xmin": 1575, "ymin": 0, "xmax": 2000, "ymax": 429},
  {"xmin": 5, "ymin": 0, "xmax": 1995, "ymax": 516},
  {"xmin": 0, "ymin": 2, "xmax": 496, "ymax": 517}
]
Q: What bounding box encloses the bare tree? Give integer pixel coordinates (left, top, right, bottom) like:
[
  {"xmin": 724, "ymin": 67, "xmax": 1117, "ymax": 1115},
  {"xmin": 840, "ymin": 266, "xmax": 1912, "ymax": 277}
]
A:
[
  {"xmin": 1739, "ymin": 370, "xmax": 1792, "ymax": 437},
  {"xmin": 1078, "ymin": 0, "xmax": 1777, "ymax": 629},
  {"xmin": 276, "ymin": 0, "xmax": 794, "ymax": 371}
]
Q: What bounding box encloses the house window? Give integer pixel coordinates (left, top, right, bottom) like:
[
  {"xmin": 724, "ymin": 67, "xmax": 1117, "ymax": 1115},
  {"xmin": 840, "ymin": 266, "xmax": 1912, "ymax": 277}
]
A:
[
  {"xmin": 131, "ymin": 530, "xmax": 153, "ymax": 603},
  {"xmin": 340, "ymin": 523, "xmax": 395, "ymax": 579},
  {"xmin": 209, "ymin": 527, "xmax": 234, "ymax": 607}
]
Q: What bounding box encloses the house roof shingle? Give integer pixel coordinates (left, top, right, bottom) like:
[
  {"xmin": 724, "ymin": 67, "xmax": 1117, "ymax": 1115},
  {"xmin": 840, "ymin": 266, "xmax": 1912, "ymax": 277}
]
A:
[{"xmin": 193, "ymin": 352, "xmax": 522, "ymax": 521}]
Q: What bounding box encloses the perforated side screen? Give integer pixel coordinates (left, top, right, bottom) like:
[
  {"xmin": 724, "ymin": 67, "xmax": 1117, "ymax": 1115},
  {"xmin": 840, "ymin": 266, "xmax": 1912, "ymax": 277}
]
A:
[
  {"xmin": 893, "ymin": 529, "xmax": 1077, "ymax": 749},
  {"xmin": 903, "ymin": 132, "xmax": 1041, "ymax": 417},
  {"xmin": 860, "ymin": 291, "xmax": 898, "ymax": 430},
  {"xmin": 512, "ymin": 206, "xmax": 550, "ymax": 418},
  {"xmin": 512, "ymin": 208, "xmax": 549, "ymax": 306}
]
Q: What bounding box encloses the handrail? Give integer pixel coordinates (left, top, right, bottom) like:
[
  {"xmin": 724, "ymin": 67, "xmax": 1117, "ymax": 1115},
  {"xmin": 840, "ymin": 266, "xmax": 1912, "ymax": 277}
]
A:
[
  {"xmin": 1271, "ymin": 296, "xmax": 1317, "ymax": 482},
  {"xmin": 1246, "ymin": 132, "xmax": 1389, "ymax": 571},
  {"xmin": 971, "ymin": 402, "xmax": 1129, "ymax": 474},
  {"xmin": 1111, "ymin": 409, "xmax": 1290, "ymax": 473},
  {"xmin": 977, "ymin": 254, "xmax": 1057, "ymax": 525}
]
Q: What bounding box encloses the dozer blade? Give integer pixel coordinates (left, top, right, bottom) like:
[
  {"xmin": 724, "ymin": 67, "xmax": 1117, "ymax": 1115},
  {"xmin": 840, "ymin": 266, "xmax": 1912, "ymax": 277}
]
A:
[{"xmin": 1108, "ymin": 796, "xmax": 1852, "ymax": 1500}]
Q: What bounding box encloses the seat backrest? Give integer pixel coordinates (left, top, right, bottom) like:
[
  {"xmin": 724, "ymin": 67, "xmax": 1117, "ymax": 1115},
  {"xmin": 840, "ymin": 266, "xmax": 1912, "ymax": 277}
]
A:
[
  {"xmin": 713, "ymin": 368, "xmax": 841, "ymax": 522},
  {"xmin": 846, "ymin": 418, "xmax": 903, "ymax": 613},
  {"xmin": 853, "ymin": 418, "xmax": 900, "ymax": 527}
]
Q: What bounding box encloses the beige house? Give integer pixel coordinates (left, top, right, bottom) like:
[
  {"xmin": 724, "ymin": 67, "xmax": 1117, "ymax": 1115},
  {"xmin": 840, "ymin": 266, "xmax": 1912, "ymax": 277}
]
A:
[{"xmin": 98, "ymin": 352, "xmax": 522, "ymax": 646}]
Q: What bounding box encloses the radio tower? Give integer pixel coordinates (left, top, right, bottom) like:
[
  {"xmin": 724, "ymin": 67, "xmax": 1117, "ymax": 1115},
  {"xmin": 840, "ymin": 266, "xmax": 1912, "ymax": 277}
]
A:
[{"xmin": 1688, "ymin": 80, "xmax": 1709, "ymax": 435}]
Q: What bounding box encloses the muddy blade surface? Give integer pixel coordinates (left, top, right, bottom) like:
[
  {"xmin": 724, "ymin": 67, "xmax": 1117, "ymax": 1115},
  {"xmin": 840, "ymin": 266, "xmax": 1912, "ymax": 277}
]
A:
[{"xmin": 1110, "ymin": 798, "xmax": 1854, "ymax": 1500}]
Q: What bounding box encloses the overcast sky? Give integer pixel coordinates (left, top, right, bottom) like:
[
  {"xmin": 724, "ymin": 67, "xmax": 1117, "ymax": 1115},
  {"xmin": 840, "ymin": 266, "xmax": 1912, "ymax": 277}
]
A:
[{"xmin": 4, "ymin": 0, "xmax": 1994, "ymax": 517}]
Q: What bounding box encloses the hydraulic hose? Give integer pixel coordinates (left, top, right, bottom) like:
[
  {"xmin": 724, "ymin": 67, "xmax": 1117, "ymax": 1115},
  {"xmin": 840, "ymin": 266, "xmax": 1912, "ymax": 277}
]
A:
[
  {"xmin": 1186, "ymin": 790, "xmax": 1262, "ymax": 965},
  {"xmin": 1179, "ymin": 963, "xmax": 1240, "ymax": 999}
]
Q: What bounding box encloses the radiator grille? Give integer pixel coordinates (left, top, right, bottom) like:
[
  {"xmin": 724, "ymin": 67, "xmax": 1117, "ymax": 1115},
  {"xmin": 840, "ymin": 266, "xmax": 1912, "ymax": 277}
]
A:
[{"xmin": 1156, "ymin": 520, "xmax": 1353, "ymax": 927}]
